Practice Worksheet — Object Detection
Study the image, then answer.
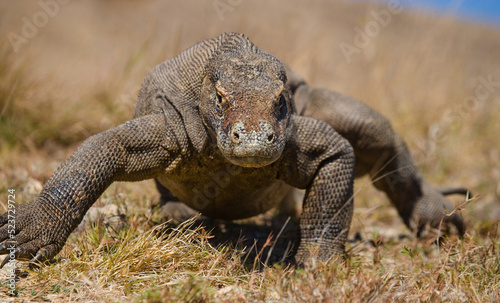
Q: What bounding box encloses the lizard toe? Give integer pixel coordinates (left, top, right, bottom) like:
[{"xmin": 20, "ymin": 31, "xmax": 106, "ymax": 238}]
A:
[
  {"xmin": 442, "ymin": 209, "xmax": 465, "ymax": 237},
  {"xmin": 0, "ymin": 212, "xmax": 7, "ymax": 226},
  {"xmin": 412, "ymin": 182, "xmax": 465, "ymax": 237},
  {"xmin": 0, "ymin": 225, "xmax": 11, "ymax": 244},
  {"xmin": 0, "ymin": 238, "xmax": 37, "ymax": 269},
  {"xmin": 31, "ymin": 244, "xmax": 61, "ymax": 265},
  {"xmin": 0, "ymin": 230, "xmax": 38, "ymax": 257},
  {"xmin": 0, "ymin": 241, "xmax": 15, "ymax": 255},
  {"xmin": 0, "ymin": 238, "xmax": 60, "ymax": 269}
]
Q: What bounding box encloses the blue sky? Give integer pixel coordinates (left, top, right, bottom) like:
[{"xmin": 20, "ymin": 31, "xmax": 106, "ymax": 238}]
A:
[{"xmin": 375, "ymin": 0, "xmax": 500, "ymax": 27}]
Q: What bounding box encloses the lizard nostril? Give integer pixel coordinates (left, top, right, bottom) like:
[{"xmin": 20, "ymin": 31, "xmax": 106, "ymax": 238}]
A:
[
  {"xmin": 232, "ymin": 131, "xmax": 240, "ymax": 142},
  {"xmin": 267, "ymin": 133, "xmax": 274, "ymax": 143}
]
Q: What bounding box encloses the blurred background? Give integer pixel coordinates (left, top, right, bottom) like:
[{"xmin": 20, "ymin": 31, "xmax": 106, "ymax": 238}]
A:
[{"xmin": 1, "ymin": 0, "xmax": 499, "ymax": 235}]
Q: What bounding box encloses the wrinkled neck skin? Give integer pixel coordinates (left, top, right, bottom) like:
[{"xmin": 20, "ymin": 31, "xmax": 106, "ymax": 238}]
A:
[{"xmin": 199, "ymin": 47, "xmax": 292, "ymax": 168}]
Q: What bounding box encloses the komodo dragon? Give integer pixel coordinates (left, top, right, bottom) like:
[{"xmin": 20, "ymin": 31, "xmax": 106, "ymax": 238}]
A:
[{"xmin": 0, "ymin": 32, "xmax": 466, "ymax": 266}]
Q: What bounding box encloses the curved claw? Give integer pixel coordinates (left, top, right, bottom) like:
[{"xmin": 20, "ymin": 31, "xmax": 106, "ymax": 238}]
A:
[
  {"xmin": 0, "ymin": 242, "xmax": 16, "ymax": 269},
  {"xmin": 0, "ymin": 241, "xmax": 12, "ymax": 255},
  {"xmin": 31, "ymin": 244, "xmax": 61, "ymax": 265},
  {"xmin": 0, "ymin": 244, "xmax": 31, "ymax": 269},
  {"xmin": 0, "ymin": 255, "xmax": 10, "ymax": 269},
  {"xmin": 444, "ymin": 209, "xmax": 465, "ymax": 237}
]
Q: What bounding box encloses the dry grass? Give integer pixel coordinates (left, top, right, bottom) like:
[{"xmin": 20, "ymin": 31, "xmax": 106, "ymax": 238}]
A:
[{"xmin": 0, "ymin": 0, "xmax": 499, "ymax": 302}]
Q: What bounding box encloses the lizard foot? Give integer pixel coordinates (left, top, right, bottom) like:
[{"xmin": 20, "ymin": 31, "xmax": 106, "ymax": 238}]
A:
[
  {"xmin": 149, "ymin": 200, "xmax": 200, "ymax": 224},
  {"xmin": 0, "ymin": 200, "xmax": 71, "ymax": 268},
  {"xmin": 409, "ymin": 182, "xmax": 466, "ymax": 237}
]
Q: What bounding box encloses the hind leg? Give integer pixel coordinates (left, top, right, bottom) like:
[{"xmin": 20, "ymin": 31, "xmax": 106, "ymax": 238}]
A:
[
  {"xmin": 150, "ymin": 179, "xmax": 199, "ymax": 223},
  {"xmin": 294, "ymin": 85, "xmax": 465, "ymax": 235}
]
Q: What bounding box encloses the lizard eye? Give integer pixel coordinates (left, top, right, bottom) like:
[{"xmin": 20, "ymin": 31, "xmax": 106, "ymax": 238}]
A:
[
  {"xmin": 215, "ymin": 92, "xmax": 228, "ymax": 115},
  {"xmin": 275, "ymin": 94, "xmax": 287, "ymax": 118}
]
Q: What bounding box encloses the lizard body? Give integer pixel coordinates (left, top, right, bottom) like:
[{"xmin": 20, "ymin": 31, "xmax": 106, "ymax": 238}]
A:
[{"xmin": 0, "ymin": 33, "xmax": 464, "ymax": 266}]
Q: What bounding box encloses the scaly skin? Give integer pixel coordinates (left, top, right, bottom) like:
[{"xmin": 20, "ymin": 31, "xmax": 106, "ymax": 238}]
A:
[
  {"xmin": 294, "ymin": 86, "xmax": 465, "ymax": 235},
  {"xmin": 0, "ymin": 33, "xmax": 465, "ymax": 267}
]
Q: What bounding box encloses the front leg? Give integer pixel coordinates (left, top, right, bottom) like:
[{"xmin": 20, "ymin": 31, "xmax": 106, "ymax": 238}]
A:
[
  {"xmin": 280, "ymin": 115, "xmax": 355, "ymax": 264},
  {"xmin": 0, "ymin": 113, "xmax": 183, "ymax": 266}
]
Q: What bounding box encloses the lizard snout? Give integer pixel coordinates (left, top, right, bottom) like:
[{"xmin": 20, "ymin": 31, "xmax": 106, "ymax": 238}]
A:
[
  {"xmin": 221, "ymin": 121, "xmax": 284, "ymax": 167},
  {"xmin": 230, "ymin": 121, "xmax": 276, "ymax": 145}
]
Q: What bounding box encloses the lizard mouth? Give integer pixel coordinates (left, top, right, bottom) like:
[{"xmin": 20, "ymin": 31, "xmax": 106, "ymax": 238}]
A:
[
  {"xmin": 225, "ymin": 154, "xmax": 280, "ymax": 168},
  {"xmin": 216, "ymin": 127, "xmax": 285, "ymax": 168}
]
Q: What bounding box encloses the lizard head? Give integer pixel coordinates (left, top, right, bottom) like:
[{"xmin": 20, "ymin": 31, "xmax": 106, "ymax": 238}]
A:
[{"xmin": 200, "ymin": 49, "xmax": 291, "ymax": 168}]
